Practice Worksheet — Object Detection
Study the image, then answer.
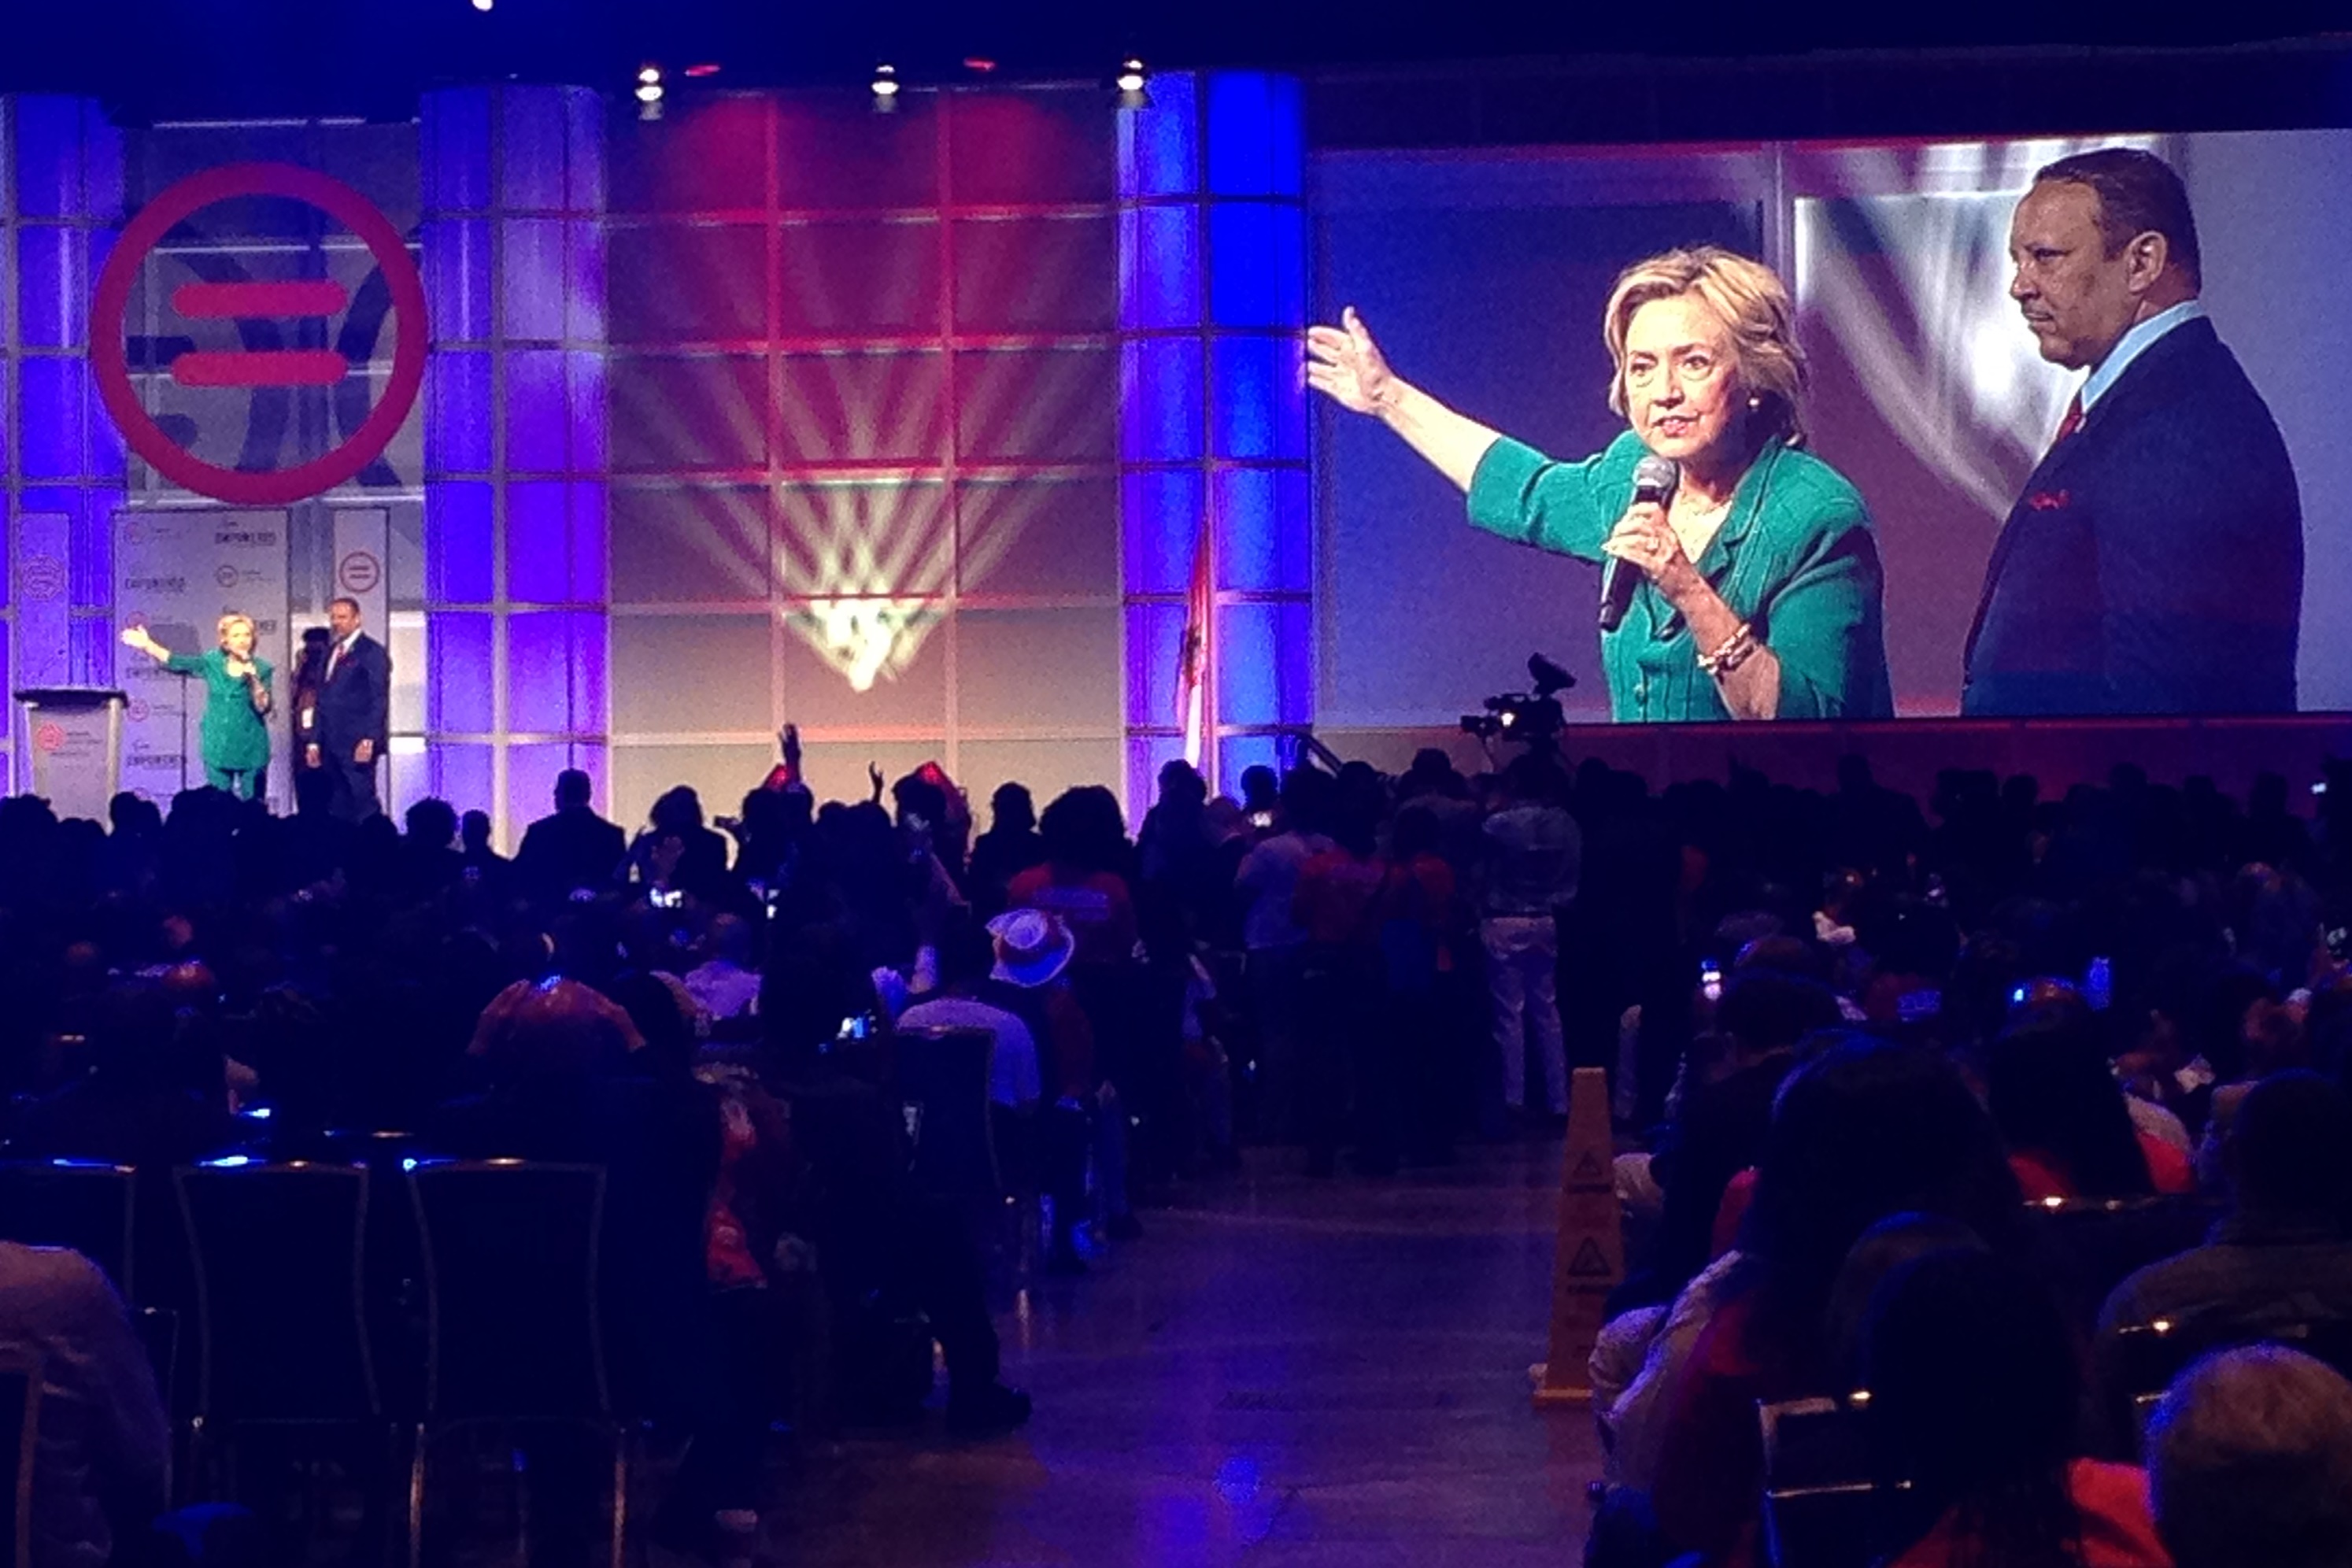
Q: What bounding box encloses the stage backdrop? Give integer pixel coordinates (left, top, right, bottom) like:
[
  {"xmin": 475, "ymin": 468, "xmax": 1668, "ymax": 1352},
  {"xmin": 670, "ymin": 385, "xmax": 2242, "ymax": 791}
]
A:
[
  {"xmin": 597, "ymin": 87, "xmax": 1133, "ymax": 824},
  {"xmin": 11, "ymin": 81, "xmax": 1308, "ymax": 843},
  {"xmin": 1313, "ymin": 129, "xmax": 2352, "ymax": 749}
]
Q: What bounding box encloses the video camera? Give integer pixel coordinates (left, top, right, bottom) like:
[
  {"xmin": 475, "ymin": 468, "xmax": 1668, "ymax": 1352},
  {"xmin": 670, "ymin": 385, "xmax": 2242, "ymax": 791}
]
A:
[{"xmin": 1460, "ymin": 654, "xmax": 1577, "ymax": 750}]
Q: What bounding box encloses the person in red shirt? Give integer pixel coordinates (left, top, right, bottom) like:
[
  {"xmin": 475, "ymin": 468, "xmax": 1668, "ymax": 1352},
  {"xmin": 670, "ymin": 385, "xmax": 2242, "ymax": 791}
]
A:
[
  {"xmin": 1007, "ymin": 788, "xmax": 1138, "ymax": 971},
  {"xmin": 1292, "ymin": 780, "xmax": 1390, "ymax": 1175},
  {"xmin": 1006, "ymin": 786, "xmax": 1143, "ymax": 1237},
  {"xmin": 1381, "ymin": 807, "xmax": 1459, "ymax": 1166},
  {"xmin": 1650, "ymin": 1041, "xmax": 2028, "ymax": 1566},
  {"xmin": 1989, "ymin": 1013, "xmax": 2193, "ymax": 1201}
]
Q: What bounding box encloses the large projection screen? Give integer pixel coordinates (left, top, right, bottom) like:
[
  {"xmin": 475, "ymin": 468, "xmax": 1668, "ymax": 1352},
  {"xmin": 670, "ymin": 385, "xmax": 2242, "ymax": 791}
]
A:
[{"xmin": 1314, "ymin": 130, "xmax": 2352, "ymax": 727}]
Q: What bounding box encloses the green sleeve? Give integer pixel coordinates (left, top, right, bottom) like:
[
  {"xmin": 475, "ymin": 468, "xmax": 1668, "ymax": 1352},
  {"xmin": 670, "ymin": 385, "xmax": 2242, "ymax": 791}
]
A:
[
  {"xmin": 1766, "ymin": 505, "xmax": 1891, "ymax": 720},
  {"xmin": 254, "ymin": 656, "xmax": 274, "ymax": 686},
  {"xmin": 1465, "ymin": 432, "xmax": 1643, "ymax": 565},
  {"xmin": 163, "ymin": 651, "xmax": 206, "ymax": 675}
]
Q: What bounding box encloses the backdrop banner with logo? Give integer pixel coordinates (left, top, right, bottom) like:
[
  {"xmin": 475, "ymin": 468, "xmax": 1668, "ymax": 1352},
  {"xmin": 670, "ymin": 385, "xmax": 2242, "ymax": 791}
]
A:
[{"xmin": 113, "ymin": 510, "xmax": 293, "ymax": 807}]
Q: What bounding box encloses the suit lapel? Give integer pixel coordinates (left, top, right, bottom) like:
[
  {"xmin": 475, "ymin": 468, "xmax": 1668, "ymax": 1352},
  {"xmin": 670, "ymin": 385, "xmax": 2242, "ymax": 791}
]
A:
[
  {"xmin": 1964, "ymin": 433, "xmax": 2079, "ymax": 670},
  {"xmin": 1962, "ymin": 320, "xmax": 2217, "ymax": 673},
  {"xmin": 327, "ymin": 633, "xmax": 368, "ymax": 684}
]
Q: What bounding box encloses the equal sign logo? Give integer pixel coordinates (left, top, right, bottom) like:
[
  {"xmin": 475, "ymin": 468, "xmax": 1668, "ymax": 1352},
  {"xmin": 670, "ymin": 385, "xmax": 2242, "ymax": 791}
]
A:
[
  {"xmin": 92, "ymin": 162, "xmax": 427, "ymax": 508},
  {"xmin": 167, "ymin": 279, "xmax": 353, "ymax": 389}
]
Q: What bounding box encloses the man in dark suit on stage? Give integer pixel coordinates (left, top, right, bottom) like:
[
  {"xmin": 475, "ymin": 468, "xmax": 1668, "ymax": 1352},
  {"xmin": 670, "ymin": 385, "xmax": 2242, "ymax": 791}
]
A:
[
  {"xmin": 1963, "ymin": 147, "xmax": 2302, "ymax": 717},
  {"xmin": 309, "ymin": 597, "xmax": 390, "ymax": 821}
]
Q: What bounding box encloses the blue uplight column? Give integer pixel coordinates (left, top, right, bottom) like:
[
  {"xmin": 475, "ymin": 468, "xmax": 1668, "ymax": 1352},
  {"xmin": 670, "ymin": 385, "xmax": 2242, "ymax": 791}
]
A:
[
  {"xmin": 420, "ymin": 86, "xmax": 609, "ymax": 845},
  {"xmin": 2, "ymin": 95, "xmax": 125, "ymax": 792},
  {"xmin": 1119, "ymin": 72, "xmax": 1311, "ymax": 810}
]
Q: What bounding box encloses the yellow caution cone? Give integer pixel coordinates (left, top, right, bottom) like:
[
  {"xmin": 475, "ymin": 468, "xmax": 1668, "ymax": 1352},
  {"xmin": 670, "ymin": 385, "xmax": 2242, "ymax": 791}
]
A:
[{"xmin": 1531, "ymin": 1064, "xmax": 1625, "ymax": 1406}]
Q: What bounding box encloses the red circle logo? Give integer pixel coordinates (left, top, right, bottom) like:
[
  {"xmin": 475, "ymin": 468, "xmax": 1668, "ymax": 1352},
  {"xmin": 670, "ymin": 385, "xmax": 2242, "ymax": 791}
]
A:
[
  {"xmin": 91, "ymin": 163, "xmax": 428, "ymax": 506},
  {"xmin": 128, "ymin": 697, "xmax": 151, "ymax": 723},
  {"xmin": 33, "ymin": 723, "xmax": 65, "ymax": 755},
  {"xmin": 337, "ymin": 550, "xmax": 383, "ymax": 596}
]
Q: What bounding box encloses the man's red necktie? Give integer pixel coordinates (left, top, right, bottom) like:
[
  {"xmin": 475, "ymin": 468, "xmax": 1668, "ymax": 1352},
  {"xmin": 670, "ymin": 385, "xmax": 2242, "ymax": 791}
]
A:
[{"xmin": 2047, "ymin": 391, "xmax": 2084, "ymax": 457}]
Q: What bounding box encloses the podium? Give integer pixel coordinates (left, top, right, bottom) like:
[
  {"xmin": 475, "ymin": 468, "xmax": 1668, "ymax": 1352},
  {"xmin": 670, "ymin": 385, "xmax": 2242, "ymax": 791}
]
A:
[{"xmin": 14, "ymin": 688, "xmax": 128, "ymax": 823}]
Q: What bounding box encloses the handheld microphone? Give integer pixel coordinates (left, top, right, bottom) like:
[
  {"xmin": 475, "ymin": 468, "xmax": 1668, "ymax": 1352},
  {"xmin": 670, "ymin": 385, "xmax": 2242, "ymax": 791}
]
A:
[{"xmin": 1599, "ymin": 455, "xmax": 1679, "ymax": 634}]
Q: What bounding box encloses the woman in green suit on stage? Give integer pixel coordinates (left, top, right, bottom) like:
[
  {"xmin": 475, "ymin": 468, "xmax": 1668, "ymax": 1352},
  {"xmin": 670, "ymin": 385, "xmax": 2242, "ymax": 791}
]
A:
[
  {"xmin": 121, "ymin": 612, "xmax": 274, "ymax": 799},
  {"xmin": 1307, "ymin": 246, "xmax": 1892, "ymax": 723}
]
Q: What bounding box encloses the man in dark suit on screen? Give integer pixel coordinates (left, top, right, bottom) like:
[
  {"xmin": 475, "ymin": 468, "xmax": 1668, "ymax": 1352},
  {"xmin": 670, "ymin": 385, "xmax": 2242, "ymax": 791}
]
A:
[
  {"xmin": 309, "ymin": 596, "xmax": 390, "ymax": 821},
  {"xmin": 1963, "ymin": 147, "xmax": 2302, "ymax": 717}
]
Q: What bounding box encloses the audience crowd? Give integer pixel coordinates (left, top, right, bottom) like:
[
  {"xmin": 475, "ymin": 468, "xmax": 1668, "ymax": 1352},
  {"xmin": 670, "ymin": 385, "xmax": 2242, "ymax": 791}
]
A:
[{"xmin": 2, "ymin": 726, "xmax": 2351, "ymax": 1566}]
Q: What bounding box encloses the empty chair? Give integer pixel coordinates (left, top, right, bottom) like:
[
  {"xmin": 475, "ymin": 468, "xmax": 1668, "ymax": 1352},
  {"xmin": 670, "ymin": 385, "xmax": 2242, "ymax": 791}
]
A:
[
  {"xmin": 2034, "ymin": 1194, "xmax": 2224, "ymax": 1316},
  {"xmin": 405, "ymin": 1159, "xmax": 620, "ymax": 1568},
  {"xmin": 0, "ymin": 1163, "xmax": 135, "ymax": 1299},
  {"xmin": 176, "ymin": 1159, "xmax": 379, "ymax": 1427}
]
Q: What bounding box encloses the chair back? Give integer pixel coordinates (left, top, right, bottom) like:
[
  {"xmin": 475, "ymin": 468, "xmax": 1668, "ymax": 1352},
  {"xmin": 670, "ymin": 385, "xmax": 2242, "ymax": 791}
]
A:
[
  {"xmin": 0, "ymin": 1354, "xmax": 37, "ymax": 1568},
  {"xmin": 0, "ymin": 1162, "xmax": 135, "ymax": 1298},
  {"xmin": 131, "ymin": 1307, "xmax": 181, "ymax": 1429},
  {"xmin": 2035, "ymin": 1195, "xmax": 2223, "ymax": 1313},
  {"xmin": 1758, "ymin": 1397, "xmax": 1877, "ymax": 1568},
  {"xmin": 2110, "ymin": 1312, "xmax": 2352, "ymax": 1437},
  {"xmin": 408, "ymin": 1160, "xmax": 608, "ymax": 1422},
  {"xmin": 176, "ymin": 1161, "xmax": 379, "ymax": 1422},
  {"xmin": 893, "ymin": 1026, "xmax": 998, "ymax": 1196}
]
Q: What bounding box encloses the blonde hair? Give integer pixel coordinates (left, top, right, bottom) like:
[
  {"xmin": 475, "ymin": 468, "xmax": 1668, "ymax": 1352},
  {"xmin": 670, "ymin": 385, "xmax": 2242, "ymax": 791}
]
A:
[
  {"xmin": 216, "ymin": 613, "xmax": 256, "ymax": 646},
  {"xmin": 1603, "ymin": 246, "xmax": 1809, "ymax": 449}
]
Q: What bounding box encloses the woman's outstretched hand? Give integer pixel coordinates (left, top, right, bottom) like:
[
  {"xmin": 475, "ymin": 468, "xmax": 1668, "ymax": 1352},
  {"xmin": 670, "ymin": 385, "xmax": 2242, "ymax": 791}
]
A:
[{"xmin": 1306, "ymin": 306, "xmax": 1398, "ymax": 416}]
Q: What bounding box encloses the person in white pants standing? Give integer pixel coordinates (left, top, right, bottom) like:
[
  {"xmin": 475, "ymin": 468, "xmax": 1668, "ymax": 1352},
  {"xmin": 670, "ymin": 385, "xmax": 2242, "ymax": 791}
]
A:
[{"xmin": 1477, "ymin": 756, "xmax": 1581, "ymax": 1119}]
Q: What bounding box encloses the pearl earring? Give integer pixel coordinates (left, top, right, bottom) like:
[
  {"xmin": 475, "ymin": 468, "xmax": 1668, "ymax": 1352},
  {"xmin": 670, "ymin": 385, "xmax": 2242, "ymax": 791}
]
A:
[{"xmin": 1748, "ymin": 395, "xmax": 1762, "ymax": 409}]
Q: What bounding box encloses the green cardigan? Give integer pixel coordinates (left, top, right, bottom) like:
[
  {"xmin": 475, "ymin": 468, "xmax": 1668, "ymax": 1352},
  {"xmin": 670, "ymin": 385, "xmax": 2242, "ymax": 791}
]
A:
[
  {"xmin": 166, "ymin": 648, "xmax": 274, "ymax": 772},
  {"xmin": 1466, "ymin": 431, "xmax": 1894, "ymax": 723}
]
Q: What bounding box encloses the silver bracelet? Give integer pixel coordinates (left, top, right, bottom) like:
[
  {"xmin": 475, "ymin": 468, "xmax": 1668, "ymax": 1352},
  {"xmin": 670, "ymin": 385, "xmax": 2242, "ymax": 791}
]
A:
[{"xmin": 1697, "ymin": 623, "xmax": 1758, "ymax": 679}]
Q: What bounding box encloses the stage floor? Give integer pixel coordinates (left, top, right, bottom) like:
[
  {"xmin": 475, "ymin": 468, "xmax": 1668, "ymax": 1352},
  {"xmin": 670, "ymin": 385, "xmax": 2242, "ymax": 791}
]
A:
[{"xmin": 746, "ymin": 1141, "xmax": 1600, "ymax": 1566}]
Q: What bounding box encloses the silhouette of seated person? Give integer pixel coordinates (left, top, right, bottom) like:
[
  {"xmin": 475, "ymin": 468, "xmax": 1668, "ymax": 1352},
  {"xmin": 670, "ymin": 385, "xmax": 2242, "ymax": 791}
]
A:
[
  {"xmin": 2099, "ymin": 1071, "xmax": 2352, "ymax": 1396},
  {"xmin": 13, "ymin": 979, "xmax": 242, "ymax": 1169},
  {"xmin": 2149, "ymin": 1344, "xmax": 2352, "ymax": 1568},
  {"xmin": 514, "ymin": 769, "xmax": 627, "ymax": 906},
  {"xmin": 1864, "ymin": 1248, "xmax": 2170, "ymax": 1568}
]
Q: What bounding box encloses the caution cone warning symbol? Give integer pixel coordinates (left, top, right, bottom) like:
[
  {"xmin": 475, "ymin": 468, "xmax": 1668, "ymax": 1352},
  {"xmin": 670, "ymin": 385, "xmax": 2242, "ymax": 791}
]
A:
[{"xmin": 1566, "ymin": 1237, "xmax": 1614, "ymax": 1278}]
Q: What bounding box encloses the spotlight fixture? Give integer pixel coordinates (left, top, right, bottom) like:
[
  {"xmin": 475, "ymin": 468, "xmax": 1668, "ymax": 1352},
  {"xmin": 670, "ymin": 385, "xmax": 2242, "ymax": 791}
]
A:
[
  {"xmin": 635, "ymin": 64, "xmax": 664, "ymax": 120},
  {"xmin": 469, "ymin": 0, "xmax": 493, "ymax": 11},
  {"xmin": 637, "ymin": 65, "xmax": 662, "ymax": 86},
  {"xmin": 871, "ymin": 62, "xmax": 900, "ymax": 112},
  {"xmin": 683, "ymin": 62, "xmax": 722, "ymax": 78},
  {"xmin": 1114, "ymin": 57, "xmax": 1151, "ymax": 109}
]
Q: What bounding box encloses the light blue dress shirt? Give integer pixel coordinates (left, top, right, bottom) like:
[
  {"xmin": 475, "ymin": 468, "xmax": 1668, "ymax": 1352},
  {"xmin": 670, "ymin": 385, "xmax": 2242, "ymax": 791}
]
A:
[{"xmin": 2080, "ymin": 299, "xmax": 2206, "ymax": 412}]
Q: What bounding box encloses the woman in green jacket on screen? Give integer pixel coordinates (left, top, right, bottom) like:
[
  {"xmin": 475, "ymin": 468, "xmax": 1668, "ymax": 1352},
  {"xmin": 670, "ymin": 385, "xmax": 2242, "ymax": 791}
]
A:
[
  {"xmin": 1307, "ymin": 246, "xmax": 1892, "ymax": 723},
  {"xmin": 121, "ymin": 612, "xmax": 274, "ymax": 799}
]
